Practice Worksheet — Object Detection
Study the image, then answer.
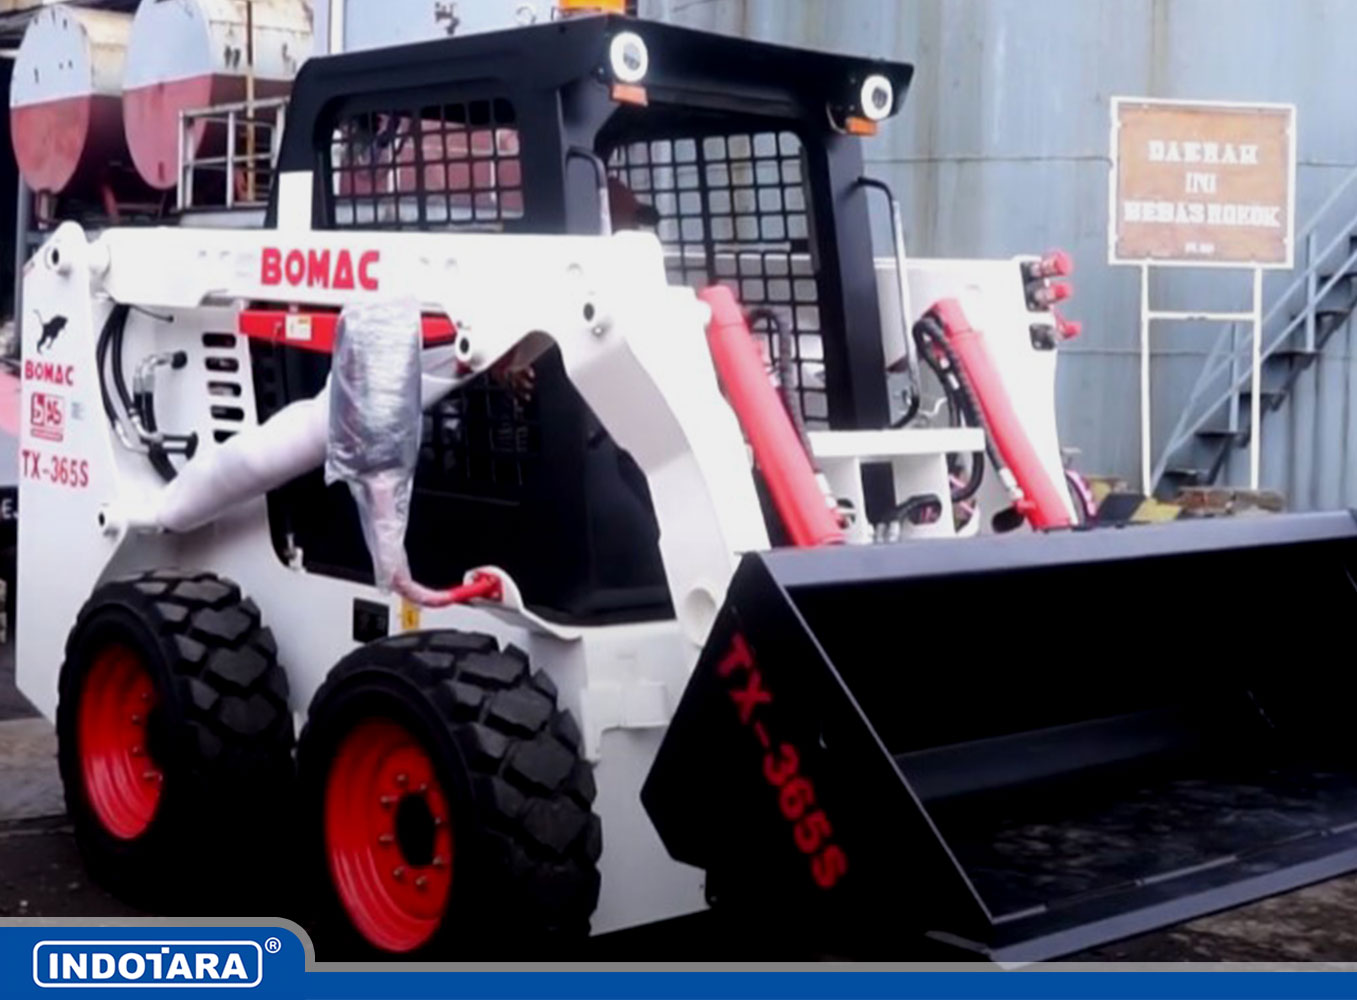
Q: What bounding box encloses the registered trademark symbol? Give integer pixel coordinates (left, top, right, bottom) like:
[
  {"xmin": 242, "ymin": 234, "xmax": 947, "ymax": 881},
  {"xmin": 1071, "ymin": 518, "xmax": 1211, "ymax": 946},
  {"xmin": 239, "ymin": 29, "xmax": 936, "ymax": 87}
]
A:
[{"xmin": 264, "ymin": 937, "xmax": 282, "ymax": 954}]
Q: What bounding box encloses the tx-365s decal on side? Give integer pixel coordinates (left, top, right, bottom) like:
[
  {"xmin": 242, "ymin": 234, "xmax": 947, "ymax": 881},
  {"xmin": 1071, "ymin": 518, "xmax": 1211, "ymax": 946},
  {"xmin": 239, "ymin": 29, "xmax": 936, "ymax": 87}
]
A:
[{"xmin": 22, "ymin": 445, "xmax": 88, "ymax": 490}]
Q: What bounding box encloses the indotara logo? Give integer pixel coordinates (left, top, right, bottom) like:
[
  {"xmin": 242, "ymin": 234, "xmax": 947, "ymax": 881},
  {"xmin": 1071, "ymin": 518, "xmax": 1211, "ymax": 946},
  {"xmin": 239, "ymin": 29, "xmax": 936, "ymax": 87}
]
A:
[{"xmin": 33, "ymin": 940, "xmax": 263, "ymax": 989}]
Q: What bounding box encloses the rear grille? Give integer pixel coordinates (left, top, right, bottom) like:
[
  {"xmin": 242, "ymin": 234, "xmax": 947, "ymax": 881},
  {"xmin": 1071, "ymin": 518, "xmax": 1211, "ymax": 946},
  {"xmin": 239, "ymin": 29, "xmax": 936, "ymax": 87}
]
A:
[
  {"xmin": 419, "ymin": 379, "xmax": 539, "ymax": 501},
  {"xmin": 606, "ymin": 131, "xmax": 828, "ymax": 425}
]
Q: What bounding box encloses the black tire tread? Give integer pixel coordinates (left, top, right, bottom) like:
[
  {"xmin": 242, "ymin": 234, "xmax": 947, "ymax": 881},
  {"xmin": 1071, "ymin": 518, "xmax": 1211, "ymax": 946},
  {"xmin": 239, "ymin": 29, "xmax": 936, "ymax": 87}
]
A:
[
  {"xmin": 65, "ymin": 570, "xmax": 293, "ymax": 779},
  {"xmin": 56, "ymin": 569, "xmax": 295, "ymax": 910},
  {"xmin": 303, "ymin": 629, "xmax": 600, "ymax": 943}
]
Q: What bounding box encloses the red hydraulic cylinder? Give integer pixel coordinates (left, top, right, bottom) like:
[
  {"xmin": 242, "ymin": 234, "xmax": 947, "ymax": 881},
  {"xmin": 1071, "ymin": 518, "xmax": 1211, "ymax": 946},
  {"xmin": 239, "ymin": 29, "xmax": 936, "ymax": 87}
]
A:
[
  {"xmin": 931, "ymin": 298, "xmax": 1073, "ymax": 530},
  {"xmin": 699, "ymin": 285, "xmax": 844, "ymax": 548}
]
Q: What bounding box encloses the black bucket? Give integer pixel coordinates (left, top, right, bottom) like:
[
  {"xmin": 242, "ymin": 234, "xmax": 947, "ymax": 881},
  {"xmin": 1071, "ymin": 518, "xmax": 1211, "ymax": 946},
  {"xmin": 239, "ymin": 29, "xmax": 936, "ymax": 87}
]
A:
[{"xmin": 641, "ymin": 511, "xmax": 1357, "ymax": 960}]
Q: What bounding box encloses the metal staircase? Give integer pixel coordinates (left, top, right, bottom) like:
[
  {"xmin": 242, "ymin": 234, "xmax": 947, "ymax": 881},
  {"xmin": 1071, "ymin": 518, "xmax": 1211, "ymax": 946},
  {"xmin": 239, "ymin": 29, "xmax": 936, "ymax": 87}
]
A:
[{"xmin": 1153, "ymin": 167, "xmax": 1357, "ymax": 495}]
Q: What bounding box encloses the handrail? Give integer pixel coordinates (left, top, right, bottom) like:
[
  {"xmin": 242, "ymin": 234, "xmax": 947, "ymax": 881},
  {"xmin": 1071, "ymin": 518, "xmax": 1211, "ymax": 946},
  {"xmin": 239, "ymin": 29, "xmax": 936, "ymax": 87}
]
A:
[
  {"xmin": 178, "ymin": 96, "xmax": 290, "ymax": 119},
  {"xmin": 178, "ymin": 97, "xmax": 287, "ymax": 212},
  {"xmin": 1153, "ymin": 239, "xmax": 1357, "ymax": 485},
  {"xmin": 1298, "ymin": 161, "xmax": 1357, "ymax": 237},
  {"xmin": 1189, "ymin": 202, "xmax": 1357, "ymax": 395},
  {"xmin": 1152, "ymin": 159, "xmax": 1357, "ymax": 489}
]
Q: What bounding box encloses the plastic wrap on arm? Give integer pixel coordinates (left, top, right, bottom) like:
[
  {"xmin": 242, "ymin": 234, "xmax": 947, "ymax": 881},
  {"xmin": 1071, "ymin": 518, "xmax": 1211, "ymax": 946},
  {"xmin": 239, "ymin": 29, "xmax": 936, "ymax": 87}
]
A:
[
  {"xmin": 325, "ymin": 297, "xmax": 423, "ymax": 592},
  {"xmin": 153, "ymin": 391, "xmax": 329, "ymax": 533}
]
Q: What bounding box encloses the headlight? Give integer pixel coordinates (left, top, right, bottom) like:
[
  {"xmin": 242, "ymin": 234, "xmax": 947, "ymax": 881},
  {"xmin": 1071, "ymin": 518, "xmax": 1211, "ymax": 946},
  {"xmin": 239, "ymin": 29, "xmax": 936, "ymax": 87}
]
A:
[
  {"xmin": 859, "ymin": 74, "xmax": 894, "ymax": 121},
  {"xmin": 609, "ymin": 32, "xmax": 649, "ymax": 84}
]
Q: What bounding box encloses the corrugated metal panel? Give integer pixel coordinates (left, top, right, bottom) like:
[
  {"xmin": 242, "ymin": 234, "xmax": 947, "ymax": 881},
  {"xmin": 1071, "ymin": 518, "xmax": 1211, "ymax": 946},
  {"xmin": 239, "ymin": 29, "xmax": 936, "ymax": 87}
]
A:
[
  {"xmin": 337, "ymin": 0, "xmax": 542, "ymax": 51},
  {"xmin": 641, "ymin": 0, "xmax": 1357, "ymax": 507},
  {"xmin": 0, "ymin": 1, "xmax": 137, "ymax": 47},
  {"xmin": 0, "ymin": 1, "xmax": 137, "ymax": 16},
  {"xmin": 0, "ymin": 1, "xmax": 72, "ymax": 13}
]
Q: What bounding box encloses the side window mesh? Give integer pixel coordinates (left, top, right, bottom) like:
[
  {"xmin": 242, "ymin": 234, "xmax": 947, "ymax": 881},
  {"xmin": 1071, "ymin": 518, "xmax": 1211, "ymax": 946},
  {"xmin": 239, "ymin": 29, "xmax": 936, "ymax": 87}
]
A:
[{"xmin": 606, "ymin": 131, "xmax": 827, "ymax": 426}]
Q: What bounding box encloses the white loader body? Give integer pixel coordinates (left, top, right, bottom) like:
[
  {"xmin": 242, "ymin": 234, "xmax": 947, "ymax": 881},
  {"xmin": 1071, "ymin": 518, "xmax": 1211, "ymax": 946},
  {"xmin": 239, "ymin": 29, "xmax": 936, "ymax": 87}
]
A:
[{"xmin": 16, "ymin": 207, "xmax": 1074, "ymax": 936}]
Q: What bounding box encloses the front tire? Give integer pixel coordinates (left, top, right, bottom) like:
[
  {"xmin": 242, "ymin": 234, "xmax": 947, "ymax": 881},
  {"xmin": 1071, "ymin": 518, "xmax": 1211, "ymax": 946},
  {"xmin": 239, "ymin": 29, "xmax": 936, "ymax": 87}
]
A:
[
  {"xmin": 298, "ymin": 630, "xmax": 601, "ymax": 958},
  {"xmin": 56, "ymin": 570, "xmax": 295, "ymax": 910}
]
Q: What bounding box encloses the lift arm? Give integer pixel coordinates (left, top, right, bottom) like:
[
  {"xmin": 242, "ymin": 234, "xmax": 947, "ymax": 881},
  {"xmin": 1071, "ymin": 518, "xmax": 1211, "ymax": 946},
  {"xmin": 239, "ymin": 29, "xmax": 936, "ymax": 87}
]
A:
[{"xmin": 49, "ymin": 220, "xmax": 770, "ymax": 647}]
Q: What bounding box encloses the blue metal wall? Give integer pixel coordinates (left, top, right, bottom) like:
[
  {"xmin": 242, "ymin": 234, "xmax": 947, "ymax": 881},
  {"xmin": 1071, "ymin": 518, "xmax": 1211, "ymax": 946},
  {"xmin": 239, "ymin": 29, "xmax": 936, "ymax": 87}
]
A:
[{"xmin": 642, "ymin": 0, "xmax": 1357, "ymax": 502}]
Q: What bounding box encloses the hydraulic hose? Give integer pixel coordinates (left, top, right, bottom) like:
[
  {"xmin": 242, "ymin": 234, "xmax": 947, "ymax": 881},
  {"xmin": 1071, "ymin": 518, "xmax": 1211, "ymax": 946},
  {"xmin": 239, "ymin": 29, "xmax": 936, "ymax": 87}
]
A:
[
  {"xmin": 96, "ymin": 305, "xmax": 191, "ymax": 483},
  {"xmin": 138, "ymin": 380, "xmax": 179, "ymax": 483},
  {"xmin": 746, "ymin": 307, "xmax": 817, "ymax": 470},
  {"xmin": 110, "ymin": 305, "xmax": 134, "ymax": 421},
  {"xmin": 921, "ymin": 300, "xmax": 1072, "ymax": 529},
  {"xmin": 95, "ymin": 305, "xmax": 128, "ymax": 429},
  {"xmin": 912, "ymin": 313, "xmax": 986, "ymax": 503},
  {"xmin": 892, "ymin": 385, "xmax": 921, "ymax": 428}
]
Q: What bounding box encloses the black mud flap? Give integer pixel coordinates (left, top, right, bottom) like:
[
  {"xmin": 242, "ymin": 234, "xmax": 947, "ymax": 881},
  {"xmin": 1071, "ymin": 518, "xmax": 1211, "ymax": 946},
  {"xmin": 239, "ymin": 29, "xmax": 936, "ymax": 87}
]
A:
[{"xmin": 641, "ymin": 512, "xmax": 1357, "ymax": 961}]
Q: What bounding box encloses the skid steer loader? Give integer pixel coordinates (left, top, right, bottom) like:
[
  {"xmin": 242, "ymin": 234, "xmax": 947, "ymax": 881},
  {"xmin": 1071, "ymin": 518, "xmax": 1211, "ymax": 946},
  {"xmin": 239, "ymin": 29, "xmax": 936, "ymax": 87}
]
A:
[{"xmin": 16, "ymin": 11, "xmax": 1357, "ymax": 962}]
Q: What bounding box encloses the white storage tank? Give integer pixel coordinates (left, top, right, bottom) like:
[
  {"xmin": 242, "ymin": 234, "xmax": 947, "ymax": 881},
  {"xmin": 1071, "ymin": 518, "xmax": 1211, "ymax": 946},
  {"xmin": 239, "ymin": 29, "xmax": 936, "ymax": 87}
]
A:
[
  {"xmin": 122, "ymin": 0, "xmax": 313, "ymax": 190},
  {"xmin": 10, "ymin": 8, "xmax": 136, "ymax": 197}
]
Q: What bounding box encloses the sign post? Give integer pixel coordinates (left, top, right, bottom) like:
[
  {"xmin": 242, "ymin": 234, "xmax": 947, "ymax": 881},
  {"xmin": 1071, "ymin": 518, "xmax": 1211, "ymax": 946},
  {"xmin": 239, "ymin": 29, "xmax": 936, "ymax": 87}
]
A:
[{"xmin": 1109, "ymin": 97, "xmax": 1296, "ymax": 493}]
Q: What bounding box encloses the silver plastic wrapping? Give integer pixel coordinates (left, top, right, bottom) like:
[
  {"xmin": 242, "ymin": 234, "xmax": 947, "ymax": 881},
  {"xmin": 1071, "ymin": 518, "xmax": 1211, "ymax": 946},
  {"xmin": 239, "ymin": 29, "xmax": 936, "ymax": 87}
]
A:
[{"xmin": 325, "ymin": 296, "xmax": 423, "ymax": 592}]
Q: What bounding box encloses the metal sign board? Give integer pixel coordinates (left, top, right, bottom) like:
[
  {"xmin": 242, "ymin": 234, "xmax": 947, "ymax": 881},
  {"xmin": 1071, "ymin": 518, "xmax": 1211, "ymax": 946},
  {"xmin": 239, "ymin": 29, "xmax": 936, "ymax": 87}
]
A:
[{"xmin": 1109, "ymin": 97, "xmax": 1296, "ymax": 268}]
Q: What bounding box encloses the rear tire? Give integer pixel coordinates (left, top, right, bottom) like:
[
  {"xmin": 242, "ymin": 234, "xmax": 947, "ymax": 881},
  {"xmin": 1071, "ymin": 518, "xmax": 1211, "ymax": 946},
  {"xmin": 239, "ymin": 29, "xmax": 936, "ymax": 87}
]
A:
[
  {"xmin": 56, "ymin": 570, "xmax": 295, "ymax": 911},
  {"xmin": 298, "ymin": 630, "xmax": 601, "ymax": 958}
]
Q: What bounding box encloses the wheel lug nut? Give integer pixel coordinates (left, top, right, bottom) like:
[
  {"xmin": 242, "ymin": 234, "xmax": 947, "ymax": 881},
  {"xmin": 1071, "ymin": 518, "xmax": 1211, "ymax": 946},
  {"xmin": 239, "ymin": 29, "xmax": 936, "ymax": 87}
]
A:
[
  {"xmin": 379, "ymin": 795, "xmax": 397, "ymax": 808},
  {"xmin": 131, "ymin": 714, "xmax": 142, "ymax": 724},
  {"xmin": 433, "ymin": 816, "xmax": 445, "ymax": 827},
  {"xmin": 143, "ymin": 770, "xmax": 159, "ymax": 781},
  {"xmin": 392, "ymin": 866, "xmax": 406, "ymax": 880},
  {"xmin": 417, "ymin": 783, "xmax": 428, "ymax": 794},
  {"xmin": 131, "ymin": 746, "xmax": 143, "ymax": 757},
  {"xmin": 432, "ymin": 855, "xmax": 446, "ymax": 868},
  {"xmin": 378, "ymin": 834, "xmax": 395, "ymax": 846},
  {"xmin": 395, "ymin": 773, "xmax": 408, "ymax": 786},
  {"xmin": 415, "ymin": 876, "xmax": 428, "ymax": 891}
]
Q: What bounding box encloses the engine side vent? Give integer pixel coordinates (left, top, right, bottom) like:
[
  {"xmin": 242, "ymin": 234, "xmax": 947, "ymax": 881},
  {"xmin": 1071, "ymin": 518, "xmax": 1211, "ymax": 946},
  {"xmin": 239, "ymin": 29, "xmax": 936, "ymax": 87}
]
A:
[
  {"xmin": 419, "ymin": 379, "xmax": 539, "ymax": 501},
  {"xmin": 202, "ymin": 332, "xmax": 245, "ymax": 443}
]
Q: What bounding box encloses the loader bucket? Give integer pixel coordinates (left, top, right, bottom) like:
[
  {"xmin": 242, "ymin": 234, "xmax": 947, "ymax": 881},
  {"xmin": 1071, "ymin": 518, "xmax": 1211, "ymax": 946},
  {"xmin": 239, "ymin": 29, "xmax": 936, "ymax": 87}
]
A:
[{"xmin": 642, "ymin": 511, "xmax": 1357, "ymax": 960}]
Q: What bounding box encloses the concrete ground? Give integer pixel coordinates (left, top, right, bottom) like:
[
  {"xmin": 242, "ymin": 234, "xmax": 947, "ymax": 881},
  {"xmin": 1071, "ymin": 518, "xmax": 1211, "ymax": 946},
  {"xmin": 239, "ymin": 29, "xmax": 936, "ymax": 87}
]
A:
[{"xmin": 4, "ymin": 640, "xmax": 1357, "ymax": 960}]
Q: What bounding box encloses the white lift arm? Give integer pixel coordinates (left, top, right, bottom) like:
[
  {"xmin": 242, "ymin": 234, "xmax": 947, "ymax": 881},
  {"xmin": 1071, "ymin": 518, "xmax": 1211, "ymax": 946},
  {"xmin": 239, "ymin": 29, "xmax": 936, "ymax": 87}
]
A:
[{"xmin": 51, "ymin": 221, "xmax": 769, "ymax": 646}]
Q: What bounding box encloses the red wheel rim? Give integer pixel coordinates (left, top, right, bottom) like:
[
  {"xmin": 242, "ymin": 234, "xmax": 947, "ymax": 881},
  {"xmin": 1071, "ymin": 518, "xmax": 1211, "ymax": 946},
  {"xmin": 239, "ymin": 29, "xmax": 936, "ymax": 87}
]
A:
[
  {"xmin": 77, "ymin": 644, "xmax": 162, "ymax": 840},
  {"xmin": 325, "ymin": 718, "xmax": 455, "ymax": 953}
]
